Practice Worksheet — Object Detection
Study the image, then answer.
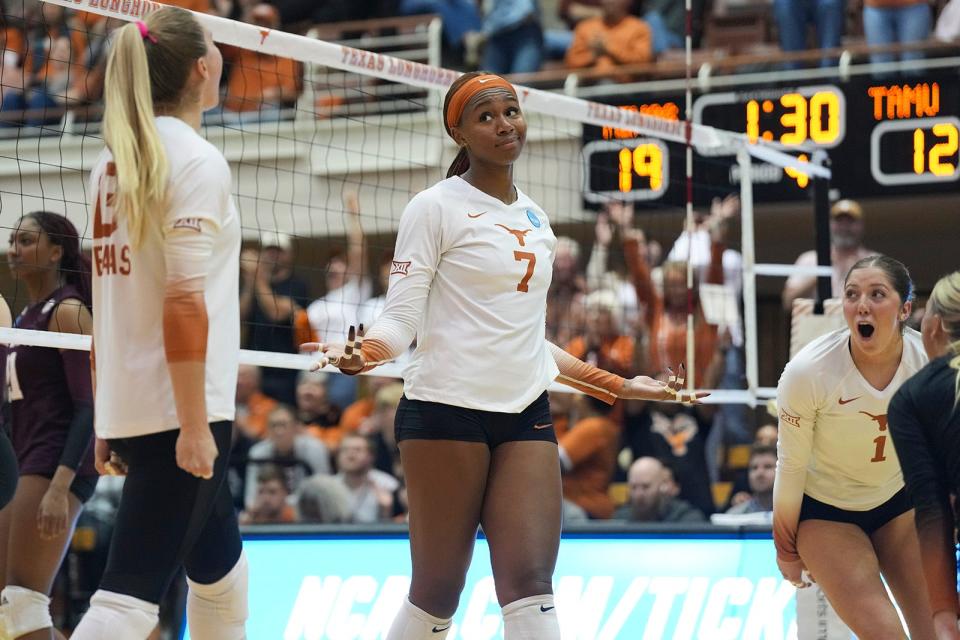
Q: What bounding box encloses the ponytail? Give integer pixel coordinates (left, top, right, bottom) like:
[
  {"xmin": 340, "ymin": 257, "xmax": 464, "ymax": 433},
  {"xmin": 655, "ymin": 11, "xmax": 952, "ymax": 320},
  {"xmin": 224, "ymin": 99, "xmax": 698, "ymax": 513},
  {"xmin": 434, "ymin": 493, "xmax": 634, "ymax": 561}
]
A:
[
  {"xmin": 101, "ymin": 7, "xmax": 207, "ymax": 248},
  {"xmin": 929, "ymin": 271, "xmax": 960, "ymax": 409},
  {"xmin": 103, "ymin": 22, "xmax": 167, "ymax": 248},
  {"xmin": 446, "ymin": 147, "xmax": 470, "ymax": 178}
]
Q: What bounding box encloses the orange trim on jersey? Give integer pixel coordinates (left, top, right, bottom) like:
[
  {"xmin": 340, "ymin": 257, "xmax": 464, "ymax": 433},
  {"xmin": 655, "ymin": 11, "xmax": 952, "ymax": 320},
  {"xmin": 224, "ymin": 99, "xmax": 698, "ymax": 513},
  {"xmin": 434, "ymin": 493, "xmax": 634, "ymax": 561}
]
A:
[
  {"xmin": 357, "ymin": 337, "xmax": 394, "ymax": 374},
  {"xmin": 445, "ymin": 75, "xmax": 517, "ymax": 133},
  {"xmin": 163, "ymin": 291, "xmax": 208, "ymax": 362},
  {"xmin": 553, "ymin": 349, "xmax": 625, "ymax": 405},
  {"xmin": 772, "ymin": 513, "xmax": 800, "ymax": 563}
]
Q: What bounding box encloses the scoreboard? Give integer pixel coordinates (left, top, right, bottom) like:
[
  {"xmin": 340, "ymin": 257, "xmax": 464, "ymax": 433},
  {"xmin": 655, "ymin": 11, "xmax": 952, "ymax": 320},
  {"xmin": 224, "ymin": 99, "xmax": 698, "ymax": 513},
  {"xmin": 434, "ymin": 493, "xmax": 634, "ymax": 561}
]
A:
[{"xmin": 582, "ymin": 73, "xmax": 960, "ymax": 205}]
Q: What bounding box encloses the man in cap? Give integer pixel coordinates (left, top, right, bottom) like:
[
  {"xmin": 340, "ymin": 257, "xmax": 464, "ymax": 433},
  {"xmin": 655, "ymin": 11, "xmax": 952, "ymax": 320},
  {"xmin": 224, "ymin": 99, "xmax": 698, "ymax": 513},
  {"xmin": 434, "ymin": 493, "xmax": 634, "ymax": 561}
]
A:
[{"xmin": 782, "ymin": 199, "xmax": 876, "ymax": 311}]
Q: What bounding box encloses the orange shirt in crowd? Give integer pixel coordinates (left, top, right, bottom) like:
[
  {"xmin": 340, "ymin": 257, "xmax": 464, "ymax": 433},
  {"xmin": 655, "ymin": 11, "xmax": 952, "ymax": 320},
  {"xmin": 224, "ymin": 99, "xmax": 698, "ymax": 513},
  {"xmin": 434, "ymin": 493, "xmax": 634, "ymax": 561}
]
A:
[
  {"xmin": 339, "ymin": 397, "xmax": 374, "ymax": 434},
  {"xmin": 306, "ymin": 423, "xmax": 343, "ymax": 451},
  {"xmin": 236, "ymin": 391, "xmax": 278, "ymax": 439},
  {"xmin": 560, "ymin": 416, "xmax": 621, "ymax": 519},
  {"xmin": 565, "ymin": 15, "xmax": 653, "ymax": 74},
  {"xmin": 240, "ymin": 503, "xmax": 296, "ymax": 524},
  {"xmin": 222, "ymin": 46, "xmax": 299, "ymax": 112},
  {"xmin": 164, "ymin": 0, "xmax": 212, "ymax": 12}
]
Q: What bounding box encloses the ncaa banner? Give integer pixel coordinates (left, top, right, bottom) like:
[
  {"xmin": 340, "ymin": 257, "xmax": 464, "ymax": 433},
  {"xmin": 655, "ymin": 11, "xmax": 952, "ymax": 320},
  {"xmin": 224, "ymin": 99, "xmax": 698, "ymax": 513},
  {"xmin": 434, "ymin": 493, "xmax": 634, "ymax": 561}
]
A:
[{"xmin": 185, "ymin": 532, "xmax": 801, "ymax": 640}]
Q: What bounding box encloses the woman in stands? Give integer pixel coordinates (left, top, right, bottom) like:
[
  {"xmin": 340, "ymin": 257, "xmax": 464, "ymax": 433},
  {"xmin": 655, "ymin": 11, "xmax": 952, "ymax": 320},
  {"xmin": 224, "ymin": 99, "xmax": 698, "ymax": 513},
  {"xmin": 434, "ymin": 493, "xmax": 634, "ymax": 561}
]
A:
[
  {"xmin": 310, "ymin": 71, "xmax": 704, "ymax": 640},
  {"xmin": 69, "ymin": 9, "xmax": 246, "ymax": 639},
  {"xmin": 774, "ymin": 255, "xmax": 935, "ymax": 639},
  {"xmin": 0, "ymin": 212, "xmax": 95, "ymax": 640},
  {"xmin": 888, "ymin": 271, "xmax": 960, "ymax": 640}
]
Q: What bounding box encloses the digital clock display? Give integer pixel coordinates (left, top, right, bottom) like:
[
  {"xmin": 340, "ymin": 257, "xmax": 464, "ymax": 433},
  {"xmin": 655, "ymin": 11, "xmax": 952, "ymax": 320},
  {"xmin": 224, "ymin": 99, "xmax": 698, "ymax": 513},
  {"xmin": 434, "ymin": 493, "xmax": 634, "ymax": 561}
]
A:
[{"xmin": 694, "ymin": 85, "xmax": 846, "ymax": 154}]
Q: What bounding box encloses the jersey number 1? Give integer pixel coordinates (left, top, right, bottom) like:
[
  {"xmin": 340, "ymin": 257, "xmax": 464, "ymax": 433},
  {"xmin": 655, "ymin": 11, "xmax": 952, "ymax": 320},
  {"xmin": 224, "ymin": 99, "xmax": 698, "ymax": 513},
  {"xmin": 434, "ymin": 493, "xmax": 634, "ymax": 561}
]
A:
[
  {"xmin": 513, "ymin": 251, "xmax": 536, "ymax": 293},
  {"xmin": 871, "ymin": 435, "xmax": 887, "ymax": 463}
]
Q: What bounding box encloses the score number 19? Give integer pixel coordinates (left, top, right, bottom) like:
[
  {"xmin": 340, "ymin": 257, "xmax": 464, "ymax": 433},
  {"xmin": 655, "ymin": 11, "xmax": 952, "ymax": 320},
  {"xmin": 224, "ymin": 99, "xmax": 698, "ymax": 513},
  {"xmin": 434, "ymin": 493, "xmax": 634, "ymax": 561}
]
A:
[{"xmin": 618, "ymin": 144, "xmax": 664, "ymax": 192}]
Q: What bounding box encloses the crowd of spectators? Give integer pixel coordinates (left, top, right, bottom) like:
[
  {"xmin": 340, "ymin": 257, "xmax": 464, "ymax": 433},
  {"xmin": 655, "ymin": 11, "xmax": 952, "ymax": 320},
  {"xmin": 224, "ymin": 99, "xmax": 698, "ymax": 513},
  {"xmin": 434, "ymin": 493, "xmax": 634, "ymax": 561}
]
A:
[{"xmin": 2, "ymin": 0, "xmax": 959, "ymax": 130}]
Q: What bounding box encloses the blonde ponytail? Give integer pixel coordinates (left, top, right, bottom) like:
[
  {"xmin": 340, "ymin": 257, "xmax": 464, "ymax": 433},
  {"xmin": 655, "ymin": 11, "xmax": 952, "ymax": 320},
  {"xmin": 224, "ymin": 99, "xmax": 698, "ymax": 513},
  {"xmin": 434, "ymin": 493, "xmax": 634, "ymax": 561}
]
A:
[
  {"xmin": 101, "ymin": 7, "xmax": 207, "ymax": 248},
  {"xmin": 103, "ymin": 22, "xmax": 168, "ymax": 248},
  {"xmin": 929, "ymin": 271, "xmax": 960, "ymax": 408}
]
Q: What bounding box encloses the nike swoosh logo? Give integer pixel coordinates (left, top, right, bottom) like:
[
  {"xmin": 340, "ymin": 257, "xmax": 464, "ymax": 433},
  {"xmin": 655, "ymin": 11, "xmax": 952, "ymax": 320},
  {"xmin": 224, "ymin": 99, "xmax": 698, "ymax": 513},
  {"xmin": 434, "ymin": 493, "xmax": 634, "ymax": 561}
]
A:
[
  {"xmin": 540, "ymin": 605, "xmax": 555, "ymax": 612},
  {"xmin": 467, "ymin": 211, "xmax": 487, "ymax": 218},
  {"xmin": 432, "ymin": 625, "xmax": 451, "ymax": 633},
  {"xmin": 838, "ymin": 396, "xmax": 861, "ymax": 405},
  {"xmin": 533, "ymin": 423, "xmax": 553, "ymax": 430}
]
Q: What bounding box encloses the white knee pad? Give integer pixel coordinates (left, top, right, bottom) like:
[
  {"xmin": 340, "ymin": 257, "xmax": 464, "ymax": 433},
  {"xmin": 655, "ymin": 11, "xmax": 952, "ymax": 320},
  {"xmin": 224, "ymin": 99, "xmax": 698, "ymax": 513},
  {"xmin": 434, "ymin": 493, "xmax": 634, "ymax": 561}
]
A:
[
  {"xmin": 186, "ymin": 551, "xmax": 249, "ymax": 639},
  {"xmin": 69, "ymin": 590, "xmax": 159, "ymax": 640},
  {"xmin": 502, "ymin": 594, "xmax": 560, "ymax": 640},
  {"xmin": 0, "ymin": 586, "xmax": 52, "ymax": 639},
  {"xmin": 385, "ymin": 597, "xmax": 453, "ymax": 640}
]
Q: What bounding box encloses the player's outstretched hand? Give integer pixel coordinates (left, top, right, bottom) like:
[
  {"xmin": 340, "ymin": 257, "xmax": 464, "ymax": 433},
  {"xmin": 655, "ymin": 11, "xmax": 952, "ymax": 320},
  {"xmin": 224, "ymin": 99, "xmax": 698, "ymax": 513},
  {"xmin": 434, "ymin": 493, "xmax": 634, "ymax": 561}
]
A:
[
  {"xmin": 302, "ymin": 324, "xmax": 366, "ymax": 375},
  {"xmin": 619, "ymin": 364, "xmax": 710, "ymax": 404}
]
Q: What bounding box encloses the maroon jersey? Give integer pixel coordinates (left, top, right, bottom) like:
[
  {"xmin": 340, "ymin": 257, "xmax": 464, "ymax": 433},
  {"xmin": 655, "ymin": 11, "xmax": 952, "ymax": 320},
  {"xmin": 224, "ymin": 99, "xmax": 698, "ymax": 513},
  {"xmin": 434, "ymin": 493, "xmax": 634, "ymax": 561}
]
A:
[{"xmin": 5, "ymin": 285, "xmax": 96, "ymax": 477}]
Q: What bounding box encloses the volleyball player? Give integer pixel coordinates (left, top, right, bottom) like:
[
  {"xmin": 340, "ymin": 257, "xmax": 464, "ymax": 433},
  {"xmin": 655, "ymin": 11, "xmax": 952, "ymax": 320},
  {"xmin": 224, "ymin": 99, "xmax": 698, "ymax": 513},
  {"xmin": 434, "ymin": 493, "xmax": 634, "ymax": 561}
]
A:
[
  {"xmin": 70, "ymin": 9, "xmax": 246, "ymax": 639},
  {"xmin": 0, "ymin": 213, "xmax": 95, "ymax": 640},
  {"xmin": 308, "ymin": 71, "xmax": 704, "ymax": 640},
  {"xmin": 773, "ymin": 255, "xmax": 935, "ymax": 639},
  {"xmin": 0, "ymin": 292, "xmax": 14, "ymax": 512},
  {"xmin": 888, "ymin": 271, "xmax": 960, "ymax": 640}
]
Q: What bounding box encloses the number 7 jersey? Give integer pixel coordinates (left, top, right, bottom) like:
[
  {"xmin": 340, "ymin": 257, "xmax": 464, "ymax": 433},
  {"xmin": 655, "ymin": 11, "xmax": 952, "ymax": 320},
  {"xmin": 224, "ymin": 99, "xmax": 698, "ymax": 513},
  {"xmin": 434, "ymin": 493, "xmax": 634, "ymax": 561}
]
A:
[{"xmin": 364, "ymin": 175, "xmax": 559, "ymax": 412}]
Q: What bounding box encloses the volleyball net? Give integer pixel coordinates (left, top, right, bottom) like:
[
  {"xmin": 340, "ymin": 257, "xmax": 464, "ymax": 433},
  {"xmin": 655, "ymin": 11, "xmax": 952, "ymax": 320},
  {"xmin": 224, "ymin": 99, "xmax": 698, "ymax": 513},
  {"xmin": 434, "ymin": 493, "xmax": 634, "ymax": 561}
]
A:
[{"xmin": 0, "ymin": 0, "xmax": 830, "ymax": 410}]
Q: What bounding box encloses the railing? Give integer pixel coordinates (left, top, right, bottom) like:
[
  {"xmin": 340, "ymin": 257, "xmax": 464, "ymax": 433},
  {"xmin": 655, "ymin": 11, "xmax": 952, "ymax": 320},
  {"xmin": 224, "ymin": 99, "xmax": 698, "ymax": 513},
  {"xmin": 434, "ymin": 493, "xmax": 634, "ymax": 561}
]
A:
[{"xmin": 298, "ymin": 13, "xmax": 442, "ymax": 119}]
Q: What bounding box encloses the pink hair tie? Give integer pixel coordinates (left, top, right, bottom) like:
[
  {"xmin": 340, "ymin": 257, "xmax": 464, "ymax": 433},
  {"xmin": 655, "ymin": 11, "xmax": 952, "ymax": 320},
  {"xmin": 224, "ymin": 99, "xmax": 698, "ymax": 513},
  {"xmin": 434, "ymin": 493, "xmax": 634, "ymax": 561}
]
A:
[{"xmin": 136, "ymin": 20, "xmax": 158, "ymax": 44}]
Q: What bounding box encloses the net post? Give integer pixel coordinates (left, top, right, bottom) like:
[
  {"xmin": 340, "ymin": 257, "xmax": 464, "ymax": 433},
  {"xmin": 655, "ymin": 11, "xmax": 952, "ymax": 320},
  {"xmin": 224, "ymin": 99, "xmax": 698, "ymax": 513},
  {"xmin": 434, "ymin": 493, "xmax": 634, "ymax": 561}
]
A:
[
  {"xmin": 737, "ymin": 149, "xmax": 759, "ymax": 407},
  {"xmin": 813, "ymin": 157, "xmax": 832, "ymax": 314}
]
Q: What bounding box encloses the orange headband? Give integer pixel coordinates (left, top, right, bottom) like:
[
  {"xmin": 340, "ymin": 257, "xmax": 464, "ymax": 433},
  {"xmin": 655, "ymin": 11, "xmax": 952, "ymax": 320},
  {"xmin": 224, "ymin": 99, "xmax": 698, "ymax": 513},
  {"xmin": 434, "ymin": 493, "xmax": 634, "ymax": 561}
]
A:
[{"xmin": 444, "ymin": 74, "xmax": 517, "ymax": 135}]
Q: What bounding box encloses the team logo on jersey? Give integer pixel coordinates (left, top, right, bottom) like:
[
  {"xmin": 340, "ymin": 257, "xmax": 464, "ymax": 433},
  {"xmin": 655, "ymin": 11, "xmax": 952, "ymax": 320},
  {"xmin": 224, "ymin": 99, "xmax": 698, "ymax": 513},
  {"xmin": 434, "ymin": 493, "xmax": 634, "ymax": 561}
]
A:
[
  {"xmin": 390, "ymin": 260, "xmax": 411, "ymax": 276},
  {"xmin": 859, "ymin": 410, "xmax": 888, "ymax": 431},
  {"xmin": 526, "ymin": 209, "xmax": 541, "ymax": 228},
  {"xmin": 779, "ymin": 409, "xmax": 801, "ymax": 428},
  {"xmin": 495, "ymin": 224, "xmax": 531, "ymax": 247},
  {"xmin": 173, "ymin": 217, "xmax": 203, "ymax": 232}
]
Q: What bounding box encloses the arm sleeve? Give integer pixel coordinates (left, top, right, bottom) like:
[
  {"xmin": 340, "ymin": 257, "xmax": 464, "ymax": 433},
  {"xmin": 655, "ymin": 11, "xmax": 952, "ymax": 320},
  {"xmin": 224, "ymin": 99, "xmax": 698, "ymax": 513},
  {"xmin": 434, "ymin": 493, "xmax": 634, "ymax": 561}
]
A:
[
  {"xmin": 549, "ymin": 341, "xmax": 625, "ymax": 404},
  {"xmin": 161, "ymin": 154, "xmax": 228, "ymax": 363},
  {"xmin": 360, "ymin": 195, "xmax": 443, "ymax": 370},
  {"xmin": 888, "ymin": 386, "xmax": 959, "ymax": 615},
  {"xmin": 163, "ymin": 224, "xmax": 216, "ymax": 363},
  {"xmin": 57, "ymin": 349, "xmax": 94, "ymax": 470},
  {"xmin": 772, "ymin": 361, "xmax": 817, "ymax": 563}
]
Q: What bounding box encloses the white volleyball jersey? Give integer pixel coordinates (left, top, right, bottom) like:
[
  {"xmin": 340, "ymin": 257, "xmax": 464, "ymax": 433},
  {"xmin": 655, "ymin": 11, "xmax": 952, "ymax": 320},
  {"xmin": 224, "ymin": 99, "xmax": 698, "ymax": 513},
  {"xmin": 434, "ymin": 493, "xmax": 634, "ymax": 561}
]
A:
[
  {"xmin": 91, "ymin": 116, "xmax": 241, "ymax": 438},
  {"xmin": 366, "ymin": 175, "xmax": 559, "ymax": 412},
  {"xmin": 773, "ymin": 327, "xmax": 927, "ymax": 559}
]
